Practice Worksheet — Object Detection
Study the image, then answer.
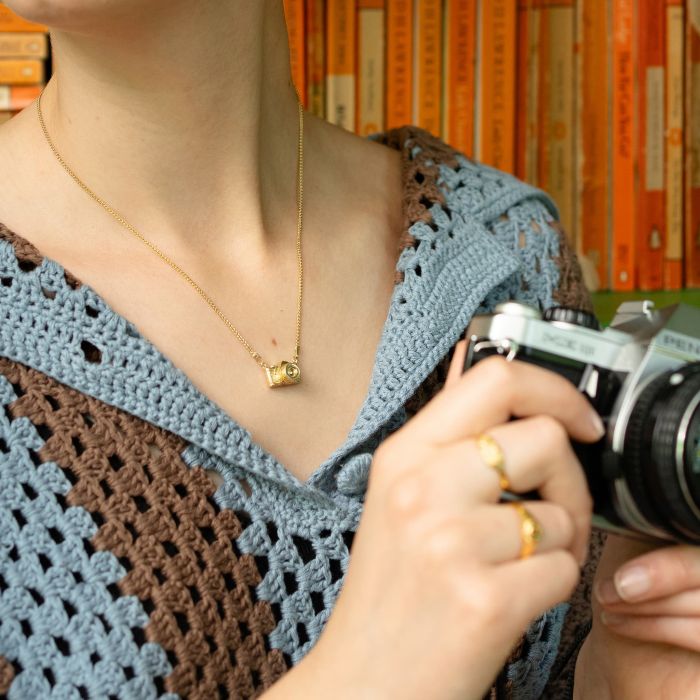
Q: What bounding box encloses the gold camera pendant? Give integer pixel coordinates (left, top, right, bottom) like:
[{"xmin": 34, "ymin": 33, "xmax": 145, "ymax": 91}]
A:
[{"xmin": 265, "ymin": 360, "xmax": 302, "ymax": 388}]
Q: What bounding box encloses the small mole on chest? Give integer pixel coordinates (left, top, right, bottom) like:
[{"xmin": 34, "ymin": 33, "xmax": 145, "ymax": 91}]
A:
[{"xmin": 271, "ymin": 337, "xmax": 278, "ymax": 346}]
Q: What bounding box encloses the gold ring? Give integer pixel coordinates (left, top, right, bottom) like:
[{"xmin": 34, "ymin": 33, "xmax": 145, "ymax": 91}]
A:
[
  {"xmin": 475, "ymin": 433, "xmax": 510, "ymax": 491},
  {"xmin": 510, "ymin": 502, "xmax": 543, "ymax": 559}
]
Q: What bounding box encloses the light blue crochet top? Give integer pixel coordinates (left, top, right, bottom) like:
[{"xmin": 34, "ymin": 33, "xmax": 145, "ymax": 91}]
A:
[{"xmin": 0, "ymin": 125, "xmax": 578, "ymax": 699}]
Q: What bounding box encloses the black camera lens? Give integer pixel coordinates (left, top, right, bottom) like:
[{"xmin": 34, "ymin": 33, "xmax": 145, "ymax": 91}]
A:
[{"xmin": 622, "ymin": 363, "xmax": 700, "ymax": 543}]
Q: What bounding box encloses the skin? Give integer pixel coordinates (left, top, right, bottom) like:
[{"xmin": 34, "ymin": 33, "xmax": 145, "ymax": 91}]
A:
[{"xmin": 0, "ymin": 2, "xmax": 699, "ymax": 696}]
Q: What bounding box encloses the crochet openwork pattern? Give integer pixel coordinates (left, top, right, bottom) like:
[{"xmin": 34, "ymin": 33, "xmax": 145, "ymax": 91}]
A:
[{"xmin": 0, "ymin": 125, "xmax": 594, "ymax": 699}]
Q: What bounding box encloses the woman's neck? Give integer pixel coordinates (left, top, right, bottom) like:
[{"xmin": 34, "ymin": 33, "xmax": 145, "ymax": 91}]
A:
[{"xmin": 31, "ymin": 0, "xmax": 305, "ymax": 254}]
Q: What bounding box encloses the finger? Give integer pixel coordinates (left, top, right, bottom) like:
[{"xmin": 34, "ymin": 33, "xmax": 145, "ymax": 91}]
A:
[
  {"xmin": 434, "ymin": 416, "xmax": 592, "ymax": 563},
  {"xmin": 597, "ymin": 588, "xmax": 700, "ymax": 617},
  {"xmin": 411, "ymin": 356, "xmax": 605, "ymax": 446},
  {"xmin": 601, "ymin": 612, "xmax": 700, "ymax": 653},
  {"xmin": 595, "ymin": 545, "xmax": 700, "ymax": 605},
  {"xmin": 445, "ymin": 340, "xmax": 467, "ymax": 389},
  {"xmin": 492, "ymin": 550, "xmax": 580, "ymax": 630},
  {"xmin": 471, "ymin": 502, "xmax": 575, "ymax": 564}
]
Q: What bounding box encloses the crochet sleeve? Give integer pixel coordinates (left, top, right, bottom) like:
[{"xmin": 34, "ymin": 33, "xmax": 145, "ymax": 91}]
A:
[{"xmin": 479, "ymin": 197, "xmax": 607, "ymax": 700}]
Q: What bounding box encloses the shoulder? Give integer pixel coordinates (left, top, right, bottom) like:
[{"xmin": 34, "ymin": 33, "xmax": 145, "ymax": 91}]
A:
[{"xmin": 369, "ymin": 124, "xmax": 592, "ymax": 314}]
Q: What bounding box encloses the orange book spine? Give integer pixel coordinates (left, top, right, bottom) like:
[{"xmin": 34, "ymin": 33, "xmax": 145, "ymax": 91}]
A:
[
  {"xmin": 386, "ymin": 0, "xmax": 413, "ymax": 129},
  {"xmin": 535, "ymin": 0, "xmax": 575, "ymax": 237},
  {"xmin": 0, "ymin": 57, "xmax": 43, "ymax": 84},
  {"xmin": 0, "ymin": 84, "xmax": 40, "ymax": 110},
  {"xmin": 610, "ymin": 0, "xmax": 636, "ymax": 291},
  {"xmin": 578, "ymin": 0, "xmax": 610, "ymax": 290},
  {"xmin": 0, "ymin": 5, "xmax": 46, "ymax": 32},
  {"xmin": 357, "ymin": 0, "xmax": 385, "ymax": 135},
  {"xmin": 635, "ymin": 0, "xmax": 666, "ymax": 290},
  {"xmin": 283, "ymin": 0, "xmax": 306, "ymax": 108},
  {"xmin": 326, "ymin": 0, "xmax": 356, "ymax": 131},
  {"xmin": 444, "ymin": 0, "xmax": 477, "ymax": 155},
  {"xmin": 305, "ymin": 0, "xmax": 325, "ymax": 118},
  {"xmin": 523, "ymin": 2, "xmax": 542, "ymax": 185},
  {"xmin": 664, "ymin": 0, "xmax": 683, "ymax": 289},
  {"xmin": 412, "ymin": 0, "xmax": 442, "ymax": 137},
  {"xmin": 515, "ymin": 0, "xmax": 531, "ymax": 180},
  {"xmin": 478, "ymin": 0, "xmax": 517, "ymax": 171},
  {"xmin": 0, "ymin": 31, "xmax": 47, "ymax": 58},
  {"xmin": 686, "ymin": 0, "xmax": 700, "ymax": 287}
]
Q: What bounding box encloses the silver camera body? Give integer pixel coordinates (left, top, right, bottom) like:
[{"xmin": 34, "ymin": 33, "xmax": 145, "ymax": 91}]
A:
[{"xmin": 464, "ymin": 300, "xmax": 700, "ymax": 543}]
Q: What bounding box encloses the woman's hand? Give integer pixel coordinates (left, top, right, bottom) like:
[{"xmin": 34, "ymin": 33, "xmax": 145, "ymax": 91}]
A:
[
  {"xmin": 302, "ymin": 342, "xmax": 604, "ymax": 700},
  {"xmin": 575, "ymin": 535, "xmax": 700, "ymax": 700}
]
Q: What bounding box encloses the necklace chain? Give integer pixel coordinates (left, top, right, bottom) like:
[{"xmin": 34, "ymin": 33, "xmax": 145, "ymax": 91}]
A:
[{"xmin": 36, "ymin": 91, "xmax": 304, "ymax": 375}]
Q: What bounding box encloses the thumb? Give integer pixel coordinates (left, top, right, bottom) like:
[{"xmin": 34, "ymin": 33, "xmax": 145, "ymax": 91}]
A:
[{"xmin": 444, "ymin": 339, "xmax": 468, "ymax": 389}]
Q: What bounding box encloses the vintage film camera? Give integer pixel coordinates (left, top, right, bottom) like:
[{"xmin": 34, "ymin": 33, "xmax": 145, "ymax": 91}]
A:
[{"xmin": 463, "ymin": 300, "xmax": 700, "ymax": 544}]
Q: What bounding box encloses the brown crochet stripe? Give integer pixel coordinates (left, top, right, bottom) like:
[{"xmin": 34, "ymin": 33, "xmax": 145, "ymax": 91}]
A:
[
  {"xmin": 0, "ymin": 657, "xmax": 14, "ymax": 696},
  {"xmin": 2, "ymin": 357, "xmax": 287, "ymax": 698}
]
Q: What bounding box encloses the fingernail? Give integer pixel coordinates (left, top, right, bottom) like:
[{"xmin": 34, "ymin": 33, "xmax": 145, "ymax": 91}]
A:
[
  {"xmin": 595, "ymin": 578, "xmax": 621, "ymax": 605},
  {"xmin": 615, "ymin": 565, "xmax": 651, "ymax": 602},
  {"xmin": 601, "ymin": 611, "xmax": 624, "ymax": 626},
  {"xmin": 589, "ymin": 412, "xmax": 605, "ymax": 439}
]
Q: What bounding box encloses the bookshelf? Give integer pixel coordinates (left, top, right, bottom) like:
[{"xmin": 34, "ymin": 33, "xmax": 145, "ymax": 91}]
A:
[{"xmin": 1, "ymin": 1, "xmax": 699, "ymax": 300}]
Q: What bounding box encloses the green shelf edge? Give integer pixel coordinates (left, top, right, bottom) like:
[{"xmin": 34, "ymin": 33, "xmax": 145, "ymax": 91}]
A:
[{"xmin": 591, "ymin": 289, "xmax": 700, "ymax": 326}]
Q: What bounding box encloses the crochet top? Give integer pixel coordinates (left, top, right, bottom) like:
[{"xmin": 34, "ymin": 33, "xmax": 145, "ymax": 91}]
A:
[{"xmin": 0, "ymin": 125, "xmax": 601, "ymax": 700}]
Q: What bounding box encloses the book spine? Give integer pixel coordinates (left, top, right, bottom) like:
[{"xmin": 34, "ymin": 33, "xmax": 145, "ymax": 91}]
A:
[
  {"xmin": 610, "ymin": 0, "xmax": 636, "ymax": 291},
  {"xmin": 0, "ymin": 57, "xmax": 43, "ymax": 84},
  {"xmin": 524, "ymin": 2, "xmax": 541, "ymax": 185},
  {"xmin": 305, "ymin": 0, "xmax": 326, "ymax": 118},
  {"xmin": 444, "ymin": 0, "xmax": 477, "ymax": 155},
  {"xmin": 413, "ymin": 0, "xmax": 443, "ymax": 137},
  {"xmin": 537, "ymin": 0, "xmax": 576, "ymax": 239},
  {"xmin": 283, "ymin": 0, "xmax": 306, "ymax": 107},
  {"xmin": 515, "ymin": 0, "xmax": 531, "ymax": 180},
  {"xmin": 686, "ymin": 0, "xmax": 700, "ymax": 287},
  {"xmin": 0, "ymin": 84, "xmax": 41, "ymax": 110},
  {"xmin": 0, "ymin": 6, "xmax": 46, "ymax": 32},
  {"xmin": 326, "ymin": 0, "xmax": 356, "ymax": 131},
  {"xmin": 664, "ymin": 0, "xmax": 683, "ymax": 289},
  {"xmin": 386, "ymin": 0, "xmax": 413, "ymax": 129},
  {"xmin": 577, "ymin": 0, "xmax": 610, "ymax": 290},
  {"xmin": 357, "ymin": 0, "xmax": 385, "ymax": 135},
  {"xmin": 635, "ymin": 0, "xmax": 666, "ymax": 290},
  {"xmin": 0, "ymin": 31, "xmax": 47, "ymax": 58},
  {"xmin": 477, "ymin": 0, "xmax": 517, "ymax": 170}
]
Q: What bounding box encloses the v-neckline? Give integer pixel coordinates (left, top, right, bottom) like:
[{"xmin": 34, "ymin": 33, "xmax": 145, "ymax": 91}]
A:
[{"xmin": 0, "ymin": 126, "xmax": 523, "ymax": 497}]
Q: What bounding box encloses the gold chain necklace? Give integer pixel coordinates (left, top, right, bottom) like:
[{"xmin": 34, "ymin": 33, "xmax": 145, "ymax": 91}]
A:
[{"xmin": 37, "ymin": 91, "xmax": 305, "ymax": 388}]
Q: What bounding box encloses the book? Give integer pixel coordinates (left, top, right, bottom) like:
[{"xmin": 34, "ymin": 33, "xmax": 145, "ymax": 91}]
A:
[
  {"xmin": 0, "ymin": 31, "xmax": 47, "ymax": 58},
  {"xmin": 412, "ymin": 0, "xmax": 442, "ymax": 137},
  {"xmin": 523, "ymin": 0, "xmax": 542, "ymax": 185},
  {"xmin": 326, "ymin": 0, "xmax": 356, "ymax": 131},
  {"xmin": 610, "ymin": 0, "xmax": 637, "ymax": 291},
  {"xmin": 283, "ymin": 0, "xmax": 306, "ymax": 107},
  {"xmin": 357, "ymin": 0, "xmax": 385, "ymax": 135},
  {"xmin": 686, "ymin": 0, "xmax": 700, "ymax": 287},
  {"xmin": 0, "ymin": 4, "xmax": 46, "ymax": 32},
  {"xmin": 664, "ymin": 0, "xmax": 683, "ymax": 289},
  {"xmin": 305, "ymin": 0, "xmax": 325, "ymax": 118},
  {"xmin": 442, "ymin": 0, "xmax": 477, "ymax": 156},
  {"xmin": 476, "ymin": 0, "xmax": 517, "ymax": 171},
  {"xmin": 386, "ymin": 0, "xmax": 413, "ymax": 129},
  {"xmin": 0, "ymin": 84, "xmax": 40, "ymax": 110},
  {"xmin": 635, "ymin": 0, "xmax": 666, "ymax": 290},
  {"xmin": 537, "ymin": 0, "xmax": 576, "ymax": 239},
  {"xmin": 0, "ymin": 57, "xmax": 43, "ymax": 83}
]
